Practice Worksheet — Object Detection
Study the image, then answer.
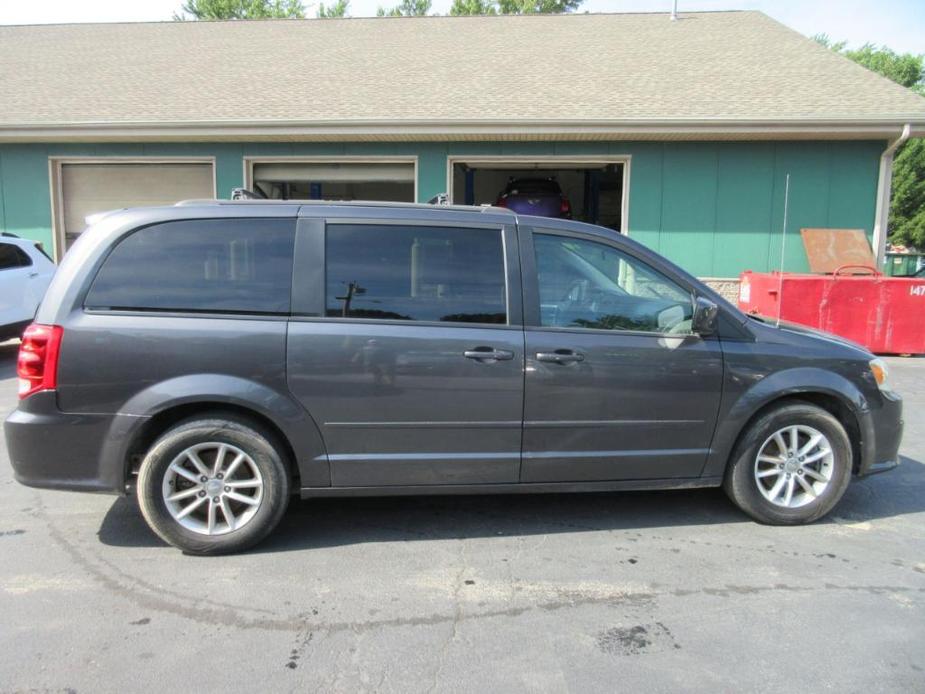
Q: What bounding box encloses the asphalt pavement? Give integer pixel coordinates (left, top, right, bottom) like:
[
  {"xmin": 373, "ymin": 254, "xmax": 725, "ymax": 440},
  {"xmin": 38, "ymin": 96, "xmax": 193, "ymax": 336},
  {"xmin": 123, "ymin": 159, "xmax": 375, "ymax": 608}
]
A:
[{"xmin": 0, "ymin": 339, "xmax": 923, "ymax": 693}]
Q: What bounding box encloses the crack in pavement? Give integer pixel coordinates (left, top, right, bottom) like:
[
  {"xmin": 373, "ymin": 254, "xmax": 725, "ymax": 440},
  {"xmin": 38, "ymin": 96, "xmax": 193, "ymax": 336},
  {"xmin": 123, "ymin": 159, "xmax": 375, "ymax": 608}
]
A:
[
  {"xmin": 427, "ymin": 539, "xmax": 469, "ymax": 693},
  {"xmin": 38, "ymin": 498, "xmax": 925, "ymax": 636}
]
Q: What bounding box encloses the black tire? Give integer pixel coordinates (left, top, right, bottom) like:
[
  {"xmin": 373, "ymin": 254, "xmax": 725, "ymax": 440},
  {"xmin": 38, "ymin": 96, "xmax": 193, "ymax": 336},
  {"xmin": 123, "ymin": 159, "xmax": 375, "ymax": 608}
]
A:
[
  {"xmin": 723, "ymin": 401, "xmax": 852, "ymax": 525},
  {"xmin": 137, "ymin": 414, "xmax": 291, "ymax": 555}
]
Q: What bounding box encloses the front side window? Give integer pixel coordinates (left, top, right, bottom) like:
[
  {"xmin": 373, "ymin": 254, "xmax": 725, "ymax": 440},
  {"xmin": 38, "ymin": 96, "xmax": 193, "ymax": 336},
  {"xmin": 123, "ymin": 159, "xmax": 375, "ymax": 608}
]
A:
[
  {"xmin": 86, "ymin": 219, "xmax": 294, "ymax": 314},
  {"xmin": 0, "ymin": 243, "xmax": 32, "ymax": 271},
  {"xmin": 534, "ymin": 233, "xmax": 693, "ymax": 334},
  {"xmin": 325, "ymin": 224, "xmax": 507, "ymax": 324}
]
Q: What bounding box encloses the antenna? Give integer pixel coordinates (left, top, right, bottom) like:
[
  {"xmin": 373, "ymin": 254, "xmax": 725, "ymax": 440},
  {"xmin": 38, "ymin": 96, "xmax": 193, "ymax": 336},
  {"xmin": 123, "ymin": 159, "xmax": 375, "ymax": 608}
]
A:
[
  {"xmin": 776, "ymin": 173, "xmax": 791, "ymax": 328},
  {"xmin": 670, "ymin": 0, "xmax": 678, "ymax": 20}
]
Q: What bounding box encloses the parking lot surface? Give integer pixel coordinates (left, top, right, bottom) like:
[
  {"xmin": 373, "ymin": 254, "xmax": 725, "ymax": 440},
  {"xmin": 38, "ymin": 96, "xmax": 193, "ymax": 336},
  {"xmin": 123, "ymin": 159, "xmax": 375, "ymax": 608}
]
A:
[{"xmin": 0, "ymin": 340, "xmax": 923, "ymax": 693}]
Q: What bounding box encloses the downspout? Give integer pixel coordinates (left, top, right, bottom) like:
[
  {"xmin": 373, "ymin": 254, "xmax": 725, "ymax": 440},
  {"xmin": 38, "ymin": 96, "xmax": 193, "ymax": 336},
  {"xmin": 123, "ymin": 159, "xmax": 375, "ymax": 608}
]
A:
[{"xmin": 872, "ymin": 123, "xmax": 911, "ymax": 268}]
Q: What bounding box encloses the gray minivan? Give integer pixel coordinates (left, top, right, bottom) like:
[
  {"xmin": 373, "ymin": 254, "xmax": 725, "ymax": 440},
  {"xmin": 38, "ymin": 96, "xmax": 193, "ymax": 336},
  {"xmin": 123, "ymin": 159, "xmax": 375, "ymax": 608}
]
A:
[{"xmin": 4, "ymin": 200, "xmax": 903, "ymax": 554}]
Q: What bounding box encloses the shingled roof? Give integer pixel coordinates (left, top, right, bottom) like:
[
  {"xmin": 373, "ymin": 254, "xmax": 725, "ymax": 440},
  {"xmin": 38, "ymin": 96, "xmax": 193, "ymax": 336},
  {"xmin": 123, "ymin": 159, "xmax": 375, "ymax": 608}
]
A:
[{"xmin": 1, "ymin": 10, "xmax": 923, "ymax": 141}]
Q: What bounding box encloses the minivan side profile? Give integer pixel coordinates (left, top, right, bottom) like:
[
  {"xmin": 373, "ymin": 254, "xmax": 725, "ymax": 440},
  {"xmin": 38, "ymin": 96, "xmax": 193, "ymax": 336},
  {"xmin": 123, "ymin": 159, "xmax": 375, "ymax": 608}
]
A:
[{"xmin": 4, "ymin": 201, "xmax": 903, "ymax": 554}]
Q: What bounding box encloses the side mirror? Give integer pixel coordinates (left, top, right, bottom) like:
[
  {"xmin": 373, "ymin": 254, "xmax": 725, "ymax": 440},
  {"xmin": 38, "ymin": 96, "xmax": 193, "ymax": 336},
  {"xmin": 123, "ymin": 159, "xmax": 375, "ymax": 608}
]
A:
[{"xmin": 692, "ymin": 297, "xmax": 719, "ymax": 336}]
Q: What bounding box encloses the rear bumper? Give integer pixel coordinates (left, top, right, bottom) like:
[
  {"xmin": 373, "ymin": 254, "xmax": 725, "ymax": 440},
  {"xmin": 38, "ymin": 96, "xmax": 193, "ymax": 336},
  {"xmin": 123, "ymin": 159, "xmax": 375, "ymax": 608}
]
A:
[
  {"xmin": 4, "ymin": 391, "xmax": 139, "ymax": 494},
  {"xmin": 857, "ymin": 393, "xmax": 903, "ymax": 477}
]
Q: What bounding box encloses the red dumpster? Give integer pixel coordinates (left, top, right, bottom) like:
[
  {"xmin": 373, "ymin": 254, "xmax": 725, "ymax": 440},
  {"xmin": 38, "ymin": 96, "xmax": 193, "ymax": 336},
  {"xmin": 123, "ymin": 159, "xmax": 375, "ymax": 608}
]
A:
[{"xmin": 738, "ymin": 267, "xmax": 925, "ymax": 355}]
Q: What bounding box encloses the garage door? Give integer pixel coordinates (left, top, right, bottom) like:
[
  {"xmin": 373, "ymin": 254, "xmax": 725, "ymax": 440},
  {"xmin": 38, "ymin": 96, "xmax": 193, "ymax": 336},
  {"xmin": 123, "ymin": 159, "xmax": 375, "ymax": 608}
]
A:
[
  {"xmin": 251, "ymin": 161, "xmax": 415, "ymax": 202},
  {"xmin": 59, "ymin": 162, "xmax": 214, "ymax": 252}
]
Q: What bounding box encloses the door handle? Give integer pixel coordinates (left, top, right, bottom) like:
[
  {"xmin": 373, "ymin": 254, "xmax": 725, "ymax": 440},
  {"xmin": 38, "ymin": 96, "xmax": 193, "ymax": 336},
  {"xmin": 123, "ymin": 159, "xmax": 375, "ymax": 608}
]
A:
[
  {"xmin": 464, "ymin": 347, "xmax": 514, "ymax": 361},
  {"xmin": 536, "ymin": 350, "xmax": 585, "ymax": 364},
  {"xmin": 28, "ymin": 271, "xmax": 39, "ymax": 278}
]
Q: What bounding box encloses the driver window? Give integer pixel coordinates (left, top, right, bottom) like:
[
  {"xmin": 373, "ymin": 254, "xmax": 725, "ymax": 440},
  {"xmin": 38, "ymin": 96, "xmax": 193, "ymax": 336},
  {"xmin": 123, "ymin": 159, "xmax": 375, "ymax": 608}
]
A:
[{"xmin": 534, "ymin": 233, "xmax": 694, "ymax": 334}]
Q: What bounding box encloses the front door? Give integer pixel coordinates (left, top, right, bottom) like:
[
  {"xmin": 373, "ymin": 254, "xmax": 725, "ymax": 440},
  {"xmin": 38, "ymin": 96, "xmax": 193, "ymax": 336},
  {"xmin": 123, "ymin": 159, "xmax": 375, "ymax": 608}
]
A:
[
  {"xmin": 521, "ymin": 228, "xmax": 723, "ymax": 482},
  {"xmin": 287, "ymin": 218, "xmax": 524, "ymax": 487}
]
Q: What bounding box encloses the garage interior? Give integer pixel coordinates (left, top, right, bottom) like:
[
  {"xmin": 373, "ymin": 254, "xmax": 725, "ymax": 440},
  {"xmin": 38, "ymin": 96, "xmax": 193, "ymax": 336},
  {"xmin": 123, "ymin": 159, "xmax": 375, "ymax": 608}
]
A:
[
  {"xmin": 450, "ymin": 161, "xmax": 625, "ymax": 231},
  {"xmin": 251, "ymin": 161, "xmax": 415, "ymax": 202}
]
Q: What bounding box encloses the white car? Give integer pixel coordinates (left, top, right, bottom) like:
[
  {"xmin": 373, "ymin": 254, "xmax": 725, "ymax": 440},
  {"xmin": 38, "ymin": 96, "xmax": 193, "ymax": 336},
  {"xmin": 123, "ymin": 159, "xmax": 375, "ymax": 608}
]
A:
[{"xmin": 0, "ymin": 234, "xmax": 56, "ymax": 342}]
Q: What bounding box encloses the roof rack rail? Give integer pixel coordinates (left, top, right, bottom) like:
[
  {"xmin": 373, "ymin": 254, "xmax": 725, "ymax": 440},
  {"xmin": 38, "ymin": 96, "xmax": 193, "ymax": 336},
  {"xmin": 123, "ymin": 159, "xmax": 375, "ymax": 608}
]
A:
[{"xmin": 174, "ymin": 196, "xmax": 513, "ymax": 214}]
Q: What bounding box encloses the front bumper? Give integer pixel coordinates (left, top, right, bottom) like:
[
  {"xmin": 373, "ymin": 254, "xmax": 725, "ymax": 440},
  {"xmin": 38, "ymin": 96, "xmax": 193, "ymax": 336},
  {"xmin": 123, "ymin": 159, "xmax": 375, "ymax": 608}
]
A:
[
  {"xmin": 4, "ymin": 391, "xmax": 138, "ymax": 494},
  {"xmin": 857, "ymin": 392, "xmax": 903, "ymax": 477}
]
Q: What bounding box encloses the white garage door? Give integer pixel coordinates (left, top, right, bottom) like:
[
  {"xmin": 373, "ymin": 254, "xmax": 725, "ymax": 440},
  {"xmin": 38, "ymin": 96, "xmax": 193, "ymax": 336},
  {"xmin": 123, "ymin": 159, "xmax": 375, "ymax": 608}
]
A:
[
  {"xmin": 59, "ymin": 162, "xmax": 214, "ymax": 252},
  {"xmin": 251, "ymin": 161, "xmax": 415, "ymax": 202},
  {"xmin": 253, "ymin": 162, "xmax": 414, "ymax": 184}
]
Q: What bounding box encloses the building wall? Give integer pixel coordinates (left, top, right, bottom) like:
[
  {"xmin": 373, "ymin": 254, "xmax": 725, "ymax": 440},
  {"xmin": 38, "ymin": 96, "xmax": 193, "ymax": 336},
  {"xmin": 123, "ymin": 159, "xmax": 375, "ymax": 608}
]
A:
[{"xmin": 0, "ymin": 140, "xmax": 883, "ymax": 278}]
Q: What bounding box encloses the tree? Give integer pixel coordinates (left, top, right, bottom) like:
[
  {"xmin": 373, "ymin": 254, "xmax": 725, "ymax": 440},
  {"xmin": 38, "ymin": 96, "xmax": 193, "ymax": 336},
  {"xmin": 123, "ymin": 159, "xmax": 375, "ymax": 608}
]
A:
[
  {"xmin": 175, "ymin": 0, "xmax": 305, "ymax": 20},
  {"xmin": 815, "ymin": 36, "xmax": 924, "ymax": 93},
  {"xmin": 317, "ymin": 0, "xmax": 349, "ymax": 17},
  {"xmin": 496, "ymin": 0, "xmax": 582, "ymax": 12},
  {"xmin": 377, "ymin": 0, "xmax": 430, "ymax": 16},
  {"xmin": 450, "ymin": 0, "xmax": 581, "ymax": 15},
  {"xmin": 815, "ymin": 35, "xmax": 925, "ymax": 248},
  {"xmin": 890, "ymin": 139, "xmax": 925, "ymax": 248},
  {"xmin": 449, "ymin": 0, "xmax": 495, "ymax": 14}
]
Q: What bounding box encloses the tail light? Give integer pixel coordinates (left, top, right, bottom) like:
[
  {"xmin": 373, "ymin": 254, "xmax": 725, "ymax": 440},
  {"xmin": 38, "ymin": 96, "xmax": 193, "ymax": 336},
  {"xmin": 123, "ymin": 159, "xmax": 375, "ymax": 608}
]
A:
[
  {"xmin": 495, "ymin": 196, "xmax": 508, "ymax": 208},
  {"xmin": 560, "ymin": 197, "xmax": 572, "ymax": 216},
  {"xmin": 17, "ymin": 324, "xmax": 63, "ymax": 400}
]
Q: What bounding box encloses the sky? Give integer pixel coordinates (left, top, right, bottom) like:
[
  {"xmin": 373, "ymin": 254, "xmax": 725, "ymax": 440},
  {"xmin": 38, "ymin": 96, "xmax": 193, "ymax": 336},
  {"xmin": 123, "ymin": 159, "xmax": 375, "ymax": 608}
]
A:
[{"xmin": 0, "ymin": 0, "xmax": 922, "ymax": 54}]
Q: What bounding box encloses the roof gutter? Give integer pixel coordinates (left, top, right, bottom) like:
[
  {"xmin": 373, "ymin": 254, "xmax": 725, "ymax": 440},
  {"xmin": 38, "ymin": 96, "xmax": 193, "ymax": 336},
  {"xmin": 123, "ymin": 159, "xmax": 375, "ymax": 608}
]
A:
[
  {"xmin": 872, "ymin": 123, "xmax": 912, "ymax": 269},
  {"xmin": 0, "ymin": 118, "xmax": 923, "ymax": 143}
]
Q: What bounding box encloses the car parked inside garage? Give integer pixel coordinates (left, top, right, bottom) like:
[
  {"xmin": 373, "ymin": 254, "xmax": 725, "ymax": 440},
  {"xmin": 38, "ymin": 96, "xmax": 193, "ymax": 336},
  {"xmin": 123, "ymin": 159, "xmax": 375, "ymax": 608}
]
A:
[{"xmin": 495, "ymin": 177, "xmax": 572, "ymax": 219}]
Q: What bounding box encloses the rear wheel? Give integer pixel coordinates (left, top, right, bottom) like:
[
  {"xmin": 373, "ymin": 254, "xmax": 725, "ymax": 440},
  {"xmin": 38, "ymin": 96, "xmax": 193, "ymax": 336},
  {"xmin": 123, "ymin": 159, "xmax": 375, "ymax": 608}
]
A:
[
  {"xmin": 724, "ymin": 402, "xmax": 852, "ymax": 525},
  {"xmin": 137, "ymin": 415, "xmax": 291, "ymax": 554}
]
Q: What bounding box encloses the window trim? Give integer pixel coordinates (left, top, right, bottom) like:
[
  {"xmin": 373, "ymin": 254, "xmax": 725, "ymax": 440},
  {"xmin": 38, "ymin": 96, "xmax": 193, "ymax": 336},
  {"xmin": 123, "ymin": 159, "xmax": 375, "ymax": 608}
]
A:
[
  {"xmin": 309, "ymin": 219, "xmax": 517, "ymax": 329},
  {"xmin": 521, "ymin": 225, "xmax": 700, "ymax": 338}
]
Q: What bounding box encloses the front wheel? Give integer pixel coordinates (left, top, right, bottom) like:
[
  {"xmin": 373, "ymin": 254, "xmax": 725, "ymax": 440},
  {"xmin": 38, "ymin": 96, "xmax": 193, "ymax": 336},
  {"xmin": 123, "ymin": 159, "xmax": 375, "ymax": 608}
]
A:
[
  {"xmin": 724, "ymin": 402, "xmax": 852, "ymax": 525},
  {"xmin": 137, "ymin": 415, "xmax": 291, "ymax": 555}
]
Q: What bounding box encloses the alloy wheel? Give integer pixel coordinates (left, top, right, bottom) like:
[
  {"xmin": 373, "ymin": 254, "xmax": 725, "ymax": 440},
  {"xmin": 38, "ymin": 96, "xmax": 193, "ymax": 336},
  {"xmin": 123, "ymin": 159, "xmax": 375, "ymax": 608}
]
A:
[
  {"xmin": 161, "ymin": 442, "xmax": 264, "ymax": 535},
  {"xmin": 753, "ymin": 425, "xmax": 834, "ymax": 509}
]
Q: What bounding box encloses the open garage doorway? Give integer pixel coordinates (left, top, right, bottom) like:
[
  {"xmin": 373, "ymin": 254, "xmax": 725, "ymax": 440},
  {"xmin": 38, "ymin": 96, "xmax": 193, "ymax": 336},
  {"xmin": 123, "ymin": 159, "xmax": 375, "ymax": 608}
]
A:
[
  {"xmin": 449, "ymin": 157, "xmax": 629, "ymax": 232},
  {"xmin": 246, "ymin": 158, "xmax": 416, "ymax": 202}
]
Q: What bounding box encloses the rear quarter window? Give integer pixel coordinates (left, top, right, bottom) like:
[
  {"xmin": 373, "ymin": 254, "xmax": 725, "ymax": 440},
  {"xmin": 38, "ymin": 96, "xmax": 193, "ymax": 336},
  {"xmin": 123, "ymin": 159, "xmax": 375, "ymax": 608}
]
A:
[{"xmin": 85, "ymin": 218, "xmax": 295, "ymax": 314}]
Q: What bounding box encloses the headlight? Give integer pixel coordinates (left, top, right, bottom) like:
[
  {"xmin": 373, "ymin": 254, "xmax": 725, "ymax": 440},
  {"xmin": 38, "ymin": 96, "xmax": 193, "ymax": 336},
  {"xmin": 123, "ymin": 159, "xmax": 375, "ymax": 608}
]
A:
[{"xmin": 869, "ymin": 358, "xmax": 895, "ymax": 394}]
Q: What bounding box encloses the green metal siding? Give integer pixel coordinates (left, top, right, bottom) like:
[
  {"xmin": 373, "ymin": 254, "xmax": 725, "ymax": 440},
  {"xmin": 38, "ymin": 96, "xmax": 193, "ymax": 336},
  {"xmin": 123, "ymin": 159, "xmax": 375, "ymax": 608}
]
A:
[
  {"xmin": 714, "ymin": 143, "xmax": 775, "ymax": 278},
  {"xmin": 0, "ymin": 140, "xmax": 883, "ymax": 277},
  {"xmin": 0, "ymin": 145, "xmax": 55, "ymax": 252}
]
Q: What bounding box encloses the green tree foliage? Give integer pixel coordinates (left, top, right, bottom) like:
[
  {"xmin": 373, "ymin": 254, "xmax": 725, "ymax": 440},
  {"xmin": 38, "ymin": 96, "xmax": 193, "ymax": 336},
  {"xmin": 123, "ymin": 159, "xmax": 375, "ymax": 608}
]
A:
[
  {"xmin": 449, "ymin": 0, "xmax": 495, "ymax": 14},
  {"xmin": 175, "ymin": 0, "xmax": 305, "ymax": 19},
  {"xmin": 317, "ymin": 0, "xmax": 349, "ymax": 17},
  {"xmin": 450, "ymin": 0, "xmax": 581, "ymax": 15},
  {"xmin": 815, "ymin": 35, "xmax": 925, "ymax": 248},
  {"xmin": 377, "ymin": 0, "xmax": 431, "ymax": 16},
  {"xmin": 891, "ymin": 139, "xmax": 925, "ymax": 248},
  {"xmin": 815, "ymin": 35, "xmax": 924, "ymax": 92},
  {"xmin": 496, "ymin": 0, "xmax": 582, "ymax": 12}
]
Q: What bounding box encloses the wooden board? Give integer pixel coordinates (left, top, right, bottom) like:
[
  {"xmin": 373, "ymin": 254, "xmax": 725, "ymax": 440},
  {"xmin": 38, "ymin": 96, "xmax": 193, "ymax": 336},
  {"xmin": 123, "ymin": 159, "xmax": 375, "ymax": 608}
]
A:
[{"xmin": 800, "ymin": 228, "xmax": 876, "ymax": 274}]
